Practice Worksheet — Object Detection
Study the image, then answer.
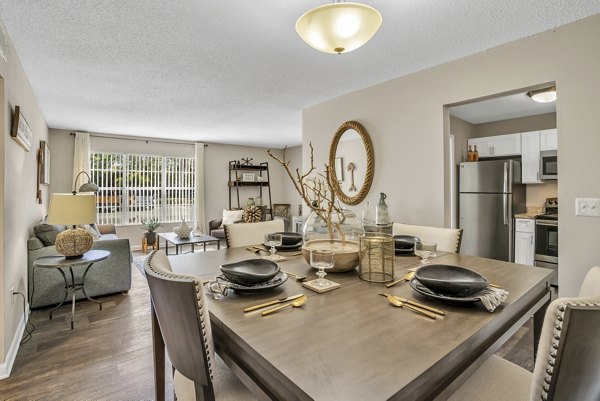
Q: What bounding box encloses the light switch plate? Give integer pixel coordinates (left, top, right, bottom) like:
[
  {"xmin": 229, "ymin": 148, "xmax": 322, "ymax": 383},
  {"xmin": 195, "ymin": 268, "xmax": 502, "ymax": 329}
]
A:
[{"xmin": 576, "ymin": 198, "xmax": 600, "ymax": 217}]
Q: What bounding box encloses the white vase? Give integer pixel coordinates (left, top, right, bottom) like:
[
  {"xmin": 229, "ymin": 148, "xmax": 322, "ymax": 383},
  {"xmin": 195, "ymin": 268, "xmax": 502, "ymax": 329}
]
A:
[{"xmin": 174, "ymin": 220, "xmax": 191, "ymax": 239}]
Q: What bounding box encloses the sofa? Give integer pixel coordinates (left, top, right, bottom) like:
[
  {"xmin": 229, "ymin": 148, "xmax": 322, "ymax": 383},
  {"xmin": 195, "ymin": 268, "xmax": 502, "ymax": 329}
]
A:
[{"xmin": 27, "ymin": 224, "xmax": 132, "ymax": 309}]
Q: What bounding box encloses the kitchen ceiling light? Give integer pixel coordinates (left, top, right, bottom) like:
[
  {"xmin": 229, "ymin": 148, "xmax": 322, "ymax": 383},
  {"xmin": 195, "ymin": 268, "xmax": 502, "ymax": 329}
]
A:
[
  {"xmin": 295, "ymin": 2, "xmax": 382, "ymax": 54},
  {"xmin": 527, "ymin": 86, "xmax": 557, "ymax": 103}
]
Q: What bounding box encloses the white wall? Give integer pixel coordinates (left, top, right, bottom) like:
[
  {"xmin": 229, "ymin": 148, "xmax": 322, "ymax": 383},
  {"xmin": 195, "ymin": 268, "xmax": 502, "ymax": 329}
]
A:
[
  {"xmin": 302, "ymin": 15, "xmax": 600, "ymax": 297},
  {"xmin": 0, "ymin": 29, "xmax": 49, "ymax": 370},
  {"xmin": 49, "ymin": 130, "xmax": 293, "ymax": 247}
]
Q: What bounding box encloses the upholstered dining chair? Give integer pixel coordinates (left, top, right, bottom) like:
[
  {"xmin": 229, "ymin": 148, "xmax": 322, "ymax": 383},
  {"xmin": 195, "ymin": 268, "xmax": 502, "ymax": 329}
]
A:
[
  {"xmin": 144, "ymin": 250, "xmax": 257, "ymax": 401},
  {"xmin": 224, "ymin": 219, "xmax": 284, "ymax": 248},
  {"xmin": 392, "ymin": 223, "xmax": 463, "ymax": 253},
  {"xmin": 448, "ymin": 266, "xmax": 600, "ymax": 401}
]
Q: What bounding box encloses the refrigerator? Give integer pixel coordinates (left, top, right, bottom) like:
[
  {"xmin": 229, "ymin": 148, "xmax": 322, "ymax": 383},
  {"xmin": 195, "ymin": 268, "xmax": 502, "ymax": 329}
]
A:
[{"xmin": 459, "ymin": 160, "xmax": 525, "ymax": 262}]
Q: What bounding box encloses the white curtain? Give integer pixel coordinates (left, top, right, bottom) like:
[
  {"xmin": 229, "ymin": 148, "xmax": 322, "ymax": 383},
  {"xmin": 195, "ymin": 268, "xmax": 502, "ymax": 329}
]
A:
[
  {"xmin": 193, "ymin": 143, "xmax": 206, "ymax": 235},
  {"xmin": 72, "ymin": 132, "xmax": 91, "ymax": 191}
]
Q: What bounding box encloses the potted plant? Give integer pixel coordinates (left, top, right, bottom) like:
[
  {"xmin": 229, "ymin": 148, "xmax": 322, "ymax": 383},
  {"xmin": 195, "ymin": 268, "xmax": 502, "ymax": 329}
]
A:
[
  {"xmin": 268, "ymin": 144, "xmax": 363, "ymax": 272},
  {"xmin": 141, "ymin": 218, "xmax": 162, "ymax": 246}
]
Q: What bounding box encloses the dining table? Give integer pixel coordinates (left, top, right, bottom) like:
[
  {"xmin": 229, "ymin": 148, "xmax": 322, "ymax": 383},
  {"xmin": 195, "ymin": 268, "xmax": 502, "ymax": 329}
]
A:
[{"xmin": 151, "ymin": 246, "xmax": 553, "ymax": 401}]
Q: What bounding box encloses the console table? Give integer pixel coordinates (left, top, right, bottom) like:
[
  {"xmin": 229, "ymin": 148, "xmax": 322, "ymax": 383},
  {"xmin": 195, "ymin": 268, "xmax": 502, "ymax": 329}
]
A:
[{"xmin": 33, "ymin": 250, "xmax": 110, "ymax": 330}]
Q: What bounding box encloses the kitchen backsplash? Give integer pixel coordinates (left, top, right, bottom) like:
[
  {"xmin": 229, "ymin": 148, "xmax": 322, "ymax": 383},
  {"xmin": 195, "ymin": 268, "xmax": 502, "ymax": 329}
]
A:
[{"xmin": 526, "ymin": 181, "xmax": 558, "ymax": 206}]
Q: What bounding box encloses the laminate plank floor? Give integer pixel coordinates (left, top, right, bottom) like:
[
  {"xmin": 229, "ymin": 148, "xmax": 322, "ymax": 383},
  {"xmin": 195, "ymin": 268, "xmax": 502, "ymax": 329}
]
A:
[{"xmin": 0, "ymin": 253, "xmax": 534, "ymax": 400}]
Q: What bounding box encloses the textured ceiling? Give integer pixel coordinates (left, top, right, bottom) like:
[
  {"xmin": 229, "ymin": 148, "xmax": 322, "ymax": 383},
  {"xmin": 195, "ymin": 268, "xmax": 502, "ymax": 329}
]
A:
[{"xmin": 0, "ymin": 1, "xmax": 599, "ymax": 148}]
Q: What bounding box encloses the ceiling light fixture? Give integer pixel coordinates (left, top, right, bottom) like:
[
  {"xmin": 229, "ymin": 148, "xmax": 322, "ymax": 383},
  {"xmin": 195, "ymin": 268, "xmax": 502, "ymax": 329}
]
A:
[
  {"xmin": 527, "ymin": 86, "xmax": 557, "ymax": 103},
  {"xmin": 295, "ymin": 1, "xmax": 382, "ymax": 54}
]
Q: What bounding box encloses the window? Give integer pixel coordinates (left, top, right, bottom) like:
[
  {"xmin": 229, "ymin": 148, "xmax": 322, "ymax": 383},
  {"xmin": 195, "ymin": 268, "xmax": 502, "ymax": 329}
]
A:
[{"xmin": 90, "ymin": 152, "xmax": 195, "ymax": 225}]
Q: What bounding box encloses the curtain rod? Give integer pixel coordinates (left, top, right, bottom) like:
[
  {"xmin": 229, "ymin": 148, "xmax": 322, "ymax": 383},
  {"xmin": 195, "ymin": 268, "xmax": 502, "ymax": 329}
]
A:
[{"xmin": 70, "ymin": 132, "xmax": 208, "ymax": 146}]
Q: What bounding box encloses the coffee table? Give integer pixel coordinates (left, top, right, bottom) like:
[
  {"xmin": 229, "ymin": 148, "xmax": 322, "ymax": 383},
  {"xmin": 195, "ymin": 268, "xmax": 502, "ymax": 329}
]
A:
[{"xmin": 157, "ymin": 232, "xmax": 220, "ymax": 255}]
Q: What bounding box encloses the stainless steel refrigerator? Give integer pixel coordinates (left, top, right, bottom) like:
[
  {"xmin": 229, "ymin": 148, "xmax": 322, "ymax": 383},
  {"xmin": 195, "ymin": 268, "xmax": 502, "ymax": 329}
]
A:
[{"xmin": 459, "ymin": 160, "xmax": 525, "ymax": 262}]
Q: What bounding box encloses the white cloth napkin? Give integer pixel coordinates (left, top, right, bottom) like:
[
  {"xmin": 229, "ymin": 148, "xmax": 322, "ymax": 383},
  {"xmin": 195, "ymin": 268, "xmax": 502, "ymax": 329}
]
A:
[{"xmin": 475, "ymin": 287, "xmax": 509, "ymax": 312}]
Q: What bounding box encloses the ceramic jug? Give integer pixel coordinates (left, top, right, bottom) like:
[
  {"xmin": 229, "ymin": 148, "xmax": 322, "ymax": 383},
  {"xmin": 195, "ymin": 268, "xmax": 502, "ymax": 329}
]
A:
[{"xmin": 375, "ymin": 193, "xmax": 389, "ymax": 225}]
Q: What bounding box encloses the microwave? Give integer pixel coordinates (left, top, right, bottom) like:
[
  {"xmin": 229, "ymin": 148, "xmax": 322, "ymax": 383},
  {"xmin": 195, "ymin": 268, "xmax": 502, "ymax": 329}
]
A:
[{"xmin": 540, "ymin": 150, "xmax": 558, "ymax": 179}]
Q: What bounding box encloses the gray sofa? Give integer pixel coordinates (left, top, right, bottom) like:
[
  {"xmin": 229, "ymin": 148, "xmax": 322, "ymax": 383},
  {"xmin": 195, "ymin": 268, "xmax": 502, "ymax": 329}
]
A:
[{"xmin": 27, "ymin": 224, "xmax": 132, "ymax": 309}]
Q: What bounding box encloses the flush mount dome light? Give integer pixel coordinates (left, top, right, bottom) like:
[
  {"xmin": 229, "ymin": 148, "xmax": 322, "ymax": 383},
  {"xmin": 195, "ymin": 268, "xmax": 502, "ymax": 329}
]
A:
[
  {"xmin": 295, "ymin": 2, "xmax": 382, "ymax": 54},
  {"xmin": 527, "ymin": 86, "xmax": 557, "ymax": 103}
]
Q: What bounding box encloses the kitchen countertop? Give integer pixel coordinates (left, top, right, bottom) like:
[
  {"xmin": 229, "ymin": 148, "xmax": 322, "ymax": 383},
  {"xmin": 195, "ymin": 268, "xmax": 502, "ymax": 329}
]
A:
[{"xmin": 515, "ymin": 206, "xmax": 543, "ymax": 219}]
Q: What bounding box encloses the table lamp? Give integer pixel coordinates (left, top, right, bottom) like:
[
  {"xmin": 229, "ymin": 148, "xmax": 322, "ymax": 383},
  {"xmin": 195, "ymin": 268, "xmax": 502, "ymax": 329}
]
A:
[{"xmin": 48, "ymin": 193, "xmax": 97, "ymax": 258}]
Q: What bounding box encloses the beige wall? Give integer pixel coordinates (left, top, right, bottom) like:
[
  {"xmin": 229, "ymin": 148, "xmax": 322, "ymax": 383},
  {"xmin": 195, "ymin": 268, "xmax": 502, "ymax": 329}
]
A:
[
  {"xmin": 474, "ymin": 112, "xmax": 556, "ymax": 137},
  {"xmin": 0, "ymin": 31, "xmax": 49, "ymax": 369},
  {"xmin": 49, "ymin": 130, "xmax": 292, "ymax": 247},
  {"xmin": 450, "ymin": 115, "xmax": 476, "ymax": 163},
  {"xmin": 303, "ymin": 15, "xmax": 600, "ymax": 297},
  {"xmin": 278, "ymin": 145, "xmax": 304, "ymax": 217}
]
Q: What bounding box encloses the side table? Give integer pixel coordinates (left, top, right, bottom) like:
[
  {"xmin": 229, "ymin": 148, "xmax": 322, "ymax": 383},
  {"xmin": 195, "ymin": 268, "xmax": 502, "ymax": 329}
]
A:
[{"xmin": 33, "ymin": 250, "xmax": 110, "ymax": 330}]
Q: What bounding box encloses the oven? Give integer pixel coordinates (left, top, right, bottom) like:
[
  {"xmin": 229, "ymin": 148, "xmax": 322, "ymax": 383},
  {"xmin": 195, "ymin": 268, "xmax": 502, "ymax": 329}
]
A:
[{"xmin": 535, "ymin": 217, "xmax": 558, "ymax": 286}]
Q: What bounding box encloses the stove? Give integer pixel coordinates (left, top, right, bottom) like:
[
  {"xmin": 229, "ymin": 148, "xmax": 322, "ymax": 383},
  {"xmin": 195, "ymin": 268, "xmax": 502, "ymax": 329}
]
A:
[{"xmin": 535, "ymin": 197, "xmax": 558, "ymax": 287}]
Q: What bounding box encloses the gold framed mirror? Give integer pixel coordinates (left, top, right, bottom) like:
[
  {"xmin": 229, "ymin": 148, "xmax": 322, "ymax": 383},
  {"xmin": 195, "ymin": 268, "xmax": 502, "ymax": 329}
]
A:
[{"xmin": 328, "ymin": 121, "xmax": 374, "ymax": 205}]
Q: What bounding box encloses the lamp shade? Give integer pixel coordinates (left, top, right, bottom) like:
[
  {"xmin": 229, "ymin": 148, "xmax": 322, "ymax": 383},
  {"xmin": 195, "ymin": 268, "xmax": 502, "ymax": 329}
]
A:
[
  {"xmin": 296, "ymin": 2, "xmax": 382, "ymax": 54},
  {"xmin": 48, "ymin": 193, "xmax": 97, "ymax": 226},
  {"xmin": 78, "ymin": 182, "xmax": 99, "ymax": 193}
]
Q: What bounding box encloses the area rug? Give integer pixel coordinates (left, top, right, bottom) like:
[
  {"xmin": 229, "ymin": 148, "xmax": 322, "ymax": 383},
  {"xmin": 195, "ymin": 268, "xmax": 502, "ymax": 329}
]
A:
[{"xmin": 132, "ymin": 244, "xmax": 221, "ymax": 277}]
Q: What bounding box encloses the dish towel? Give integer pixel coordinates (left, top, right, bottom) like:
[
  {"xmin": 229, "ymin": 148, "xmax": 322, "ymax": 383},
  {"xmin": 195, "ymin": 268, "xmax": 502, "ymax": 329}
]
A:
[{"xmin": 475, "ymin": 287, "xmax": 509, "ymax": 312}]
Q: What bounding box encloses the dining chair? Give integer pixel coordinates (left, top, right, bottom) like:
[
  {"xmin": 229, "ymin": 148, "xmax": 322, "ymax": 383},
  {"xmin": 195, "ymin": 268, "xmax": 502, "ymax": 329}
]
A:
[
  {"xmin": 392, "ymin": 223, "xmax": 463, "ymax": 253},
  {"xmin": 448, "ymin": 266, "xmax": 600, "ymax": 401},
  {"xmin": 144, "ymin": 250, "xmax": 258, "ymax": 401},
  {"xmin": 224, "ymin": 219, "xmax": 284, "ymax": 248}
]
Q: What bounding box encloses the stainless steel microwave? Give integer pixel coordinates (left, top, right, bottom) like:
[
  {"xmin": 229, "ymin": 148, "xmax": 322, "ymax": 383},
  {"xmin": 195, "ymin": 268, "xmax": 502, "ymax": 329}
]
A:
[{"xmin": 540, "ymin": 150, "xmax": 558, "ymax": 179}]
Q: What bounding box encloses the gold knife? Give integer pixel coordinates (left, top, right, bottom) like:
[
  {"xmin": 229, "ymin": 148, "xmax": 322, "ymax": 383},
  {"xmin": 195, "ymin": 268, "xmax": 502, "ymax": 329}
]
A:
[
  {"xmin": 243, "ymin": 294, "xmax": 305, "ymax": 312},
  {"xmin": 379, "ymin": 293, "xmax": 446, "ymax": 316}
]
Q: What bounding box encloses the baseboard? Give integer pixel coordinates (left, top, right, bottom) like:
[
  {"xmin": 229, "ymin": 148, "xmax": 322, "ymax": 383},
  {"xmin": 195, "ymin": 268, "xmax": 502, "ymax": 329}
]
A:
[{"xmin": 0, "ymin": 302, "xmax": 29, "ymax": 380}]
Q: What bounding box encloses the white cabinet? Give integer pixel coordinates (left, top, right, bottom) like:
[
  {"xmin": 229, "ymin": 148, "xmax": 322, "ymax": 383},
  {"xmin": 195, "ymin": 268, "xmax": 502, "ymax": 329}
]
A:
[
  {"xmin": 468, "ymin": 133, "xmax": 521, "ymax": 158},
  {"xmin": 521, "ymin": 131, "xmax": 542, "ymax": 183},
  {"xmin": 514, "ymin": 218, "xmax": 535, "ymax": 266},
  {"xmin": 540, "ymin": 128, "xmax": 557, "ymax": 151}
]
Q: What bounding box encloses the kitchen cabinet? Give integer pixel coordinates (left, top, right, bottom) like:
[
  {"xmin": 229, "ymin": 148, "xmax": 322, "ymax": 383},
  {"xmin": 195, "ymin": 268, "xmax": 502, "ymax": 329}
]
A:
[
  {"xmin": 540, "ymin": 128, "xmax": 557, "ymax": 151},
  {"xmin": 521, "ymin": 131, "xmax": 542, "ymax": 183},
  {"xmin": 514, "ymin": 218, "xmax": 535, "ymax": 266},
  {"xmin": 468, "ymin": 133, "xmax": 521, "ymax": 158}
]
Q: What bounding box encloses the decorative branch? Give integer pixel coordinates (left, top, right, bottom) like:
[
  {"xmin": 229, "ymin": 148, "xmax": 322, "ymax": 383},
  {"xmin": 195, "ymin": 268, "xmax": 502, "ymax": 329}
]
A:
[{"xmin": 267, "ymin": 143, "xmax": 346, "ymax": 242}]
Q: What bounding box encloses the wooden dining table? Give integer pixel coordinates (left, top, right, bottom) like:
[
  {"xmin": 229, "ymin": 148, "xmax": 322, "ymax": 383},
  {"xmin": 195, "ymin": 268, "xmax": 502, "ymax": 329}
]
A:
[{"xmin": 152, "ymin": 247, "xmax": 553, "ymax": 401}]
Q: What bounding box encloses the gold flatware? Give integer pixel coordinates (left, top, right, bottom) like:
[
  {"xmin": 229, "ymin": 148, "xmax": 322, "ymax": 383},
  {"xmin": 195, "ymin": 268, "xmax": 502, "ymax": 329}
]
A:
[
  {"xmin": 246, "ymin": 247, "xmax": 261, "ymax": 254},
  {"xmin": 387, "ymin": 295, "xmax": 437, "ymax": 319},
  {"xmin": 261, "ymin": 295, "xmax": 307, "ymax": 316},
  {"xmin": 379, "ymin": 293, "xmax": 445, "ymax": 316},
  {"xmin": 253, "ymin": 245, "xmax": 269, "ymax": 252},
  {"xmin": 488, "ymin": 283, "xmax": 501, "ymax": 288},
  {"xmin": 289, "ymin": 251, "xmax": 304, "ymax": 256},
  {"xmin": 385, "ymin": 271, "xmax": 415, "ymax": 288},
  {"xmin": 243, "ymin": 294, "xmax": 305, "ymax": 313},
  {"xmin": 282, "ymin": 270, "xmax": 308, "ymax": 281}
]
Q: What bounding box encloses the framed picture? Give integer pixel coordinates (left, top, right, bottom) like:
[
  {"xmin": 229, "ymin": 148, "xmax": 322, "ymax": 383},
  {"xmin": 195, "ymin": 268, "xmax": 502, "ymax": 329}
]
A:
[
  {"xmin": 242, "ymin": 173, "xmax": 255, "ymax": 182},
  {"xmin": 335, "ymin": 157, "xmax": 344, "ymax": 182},
  {"xmin": 11, "ymin": 106, "xmax": 33, "ymax": 151},
  {"xmin": 40, "ymin": 140, "xmax": 50, "ymax": 185}
]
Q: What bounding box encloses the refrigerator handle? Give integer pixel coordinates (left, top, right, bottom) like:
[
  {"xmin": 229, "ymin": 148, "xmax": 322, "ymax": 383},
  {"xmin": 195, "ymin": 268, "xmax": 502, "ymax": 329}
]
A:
[
  {"xmin": 503, "ymin": 161, "xmax": 509, "ymax": 194},
  {"xmin": 503, "ymin": 194, "xmax": 509, "ymax": 225}
]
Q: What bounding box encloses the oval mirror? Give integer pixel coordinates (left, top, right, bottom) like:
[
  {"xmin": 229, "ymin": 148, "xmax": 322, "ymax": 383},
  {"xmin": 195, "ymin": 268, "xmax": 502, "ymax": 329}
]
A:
[{"xmin": 328, "ymin": 121, "xmax": 374, "ymax": 205}]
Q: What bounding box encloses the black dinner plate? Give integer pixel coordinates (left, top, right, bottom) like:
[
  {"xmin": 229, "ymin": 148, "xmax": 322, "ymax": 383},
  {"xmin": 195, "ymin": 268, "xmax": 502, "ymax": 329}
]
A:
[
  {"xmin": 272, "ymin": 231, "xmax": 303, "ymax": 246},
  {"xmin": 410, "ymin": 279, "xmax": 479, "ymax": 304},
  {"xmin": 393, "ymin": 235, "xmax": 420, "ymax": 250},
  {"xmin": 217, "ymin": 272, "xmax": 288, "ymax": 293},
  {"xmin": 414, "ymin": 264, "xmax": 489, "ymax": 296},
  {"xmin": 274, "ymin": 242, "xmax": 303, "ymax": 251},
  {"xmin": 395, "ymin": 248, "xmax": 415, "ymax": 256},
  {"xmin": 220, "ymin": 259, "xmax": 280, "ymax": 285}
]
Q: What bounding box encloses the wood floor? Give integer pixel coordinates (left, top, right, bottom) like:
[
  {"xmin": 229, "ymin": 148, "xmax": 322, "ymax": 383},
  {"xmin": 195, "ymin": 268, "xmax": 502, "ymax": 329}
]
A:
[{"xmin": 0, "ymin": 254, "xmax": 534, "ymax": 400}]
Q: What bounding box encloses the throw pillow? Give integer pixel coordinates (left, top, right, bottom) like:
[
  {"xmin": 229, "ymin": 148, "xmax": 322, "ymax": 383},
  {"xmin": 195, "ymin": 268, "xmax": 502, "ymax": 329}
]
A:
[
  {"xmin": 34, "ymin": 223, "xmax": 67, "ymax": 246},
  {"xmin": 79, "ymin": 224, "xmax": 101, "ymax": 239},
  {"xmin": 220, "ymin": 209, "xmax": 244, "ymax": 228},
  {"xmin": 243, "ymin": 206, "xmax": 262, "ymax": 223}
]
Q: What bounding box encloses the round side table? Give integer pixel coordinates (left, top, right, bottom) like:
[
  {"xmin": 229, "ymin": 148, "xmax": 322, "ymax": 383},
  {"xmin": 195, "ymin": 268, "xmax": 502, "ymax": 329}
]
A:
[{"xmin": 33, "ymin": 250, "xmax": 110, "ymax": 330}]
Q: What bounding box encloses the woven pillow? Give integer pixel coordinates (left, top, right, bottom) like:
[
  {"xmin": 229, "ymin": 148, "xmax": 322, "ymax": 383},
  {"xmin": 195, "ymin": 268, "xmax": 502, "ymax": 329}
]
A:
[{"xmin": 243, "ymin": 206, "xmax": 262, "ymax": 223}]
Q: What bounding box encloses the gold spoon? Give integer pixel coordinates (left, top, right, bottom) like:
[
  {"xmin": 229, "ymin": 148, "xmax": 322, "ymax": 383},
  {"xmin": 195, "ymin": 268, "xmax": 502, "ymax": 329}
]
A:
[
  {"xmin": 387, "ymin": 295, "xmax": 437, "ymax": 319},
  {"xmin": 262, "ymin": 295, "xmax": 307, "ymax": 316},
  {"xmin": 385, "ymin": 271, "xmax": 415, "ymax": 288},
  {"xmin": 282, "ymin": 270, "xmax": 308, "ymax": 281}
]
